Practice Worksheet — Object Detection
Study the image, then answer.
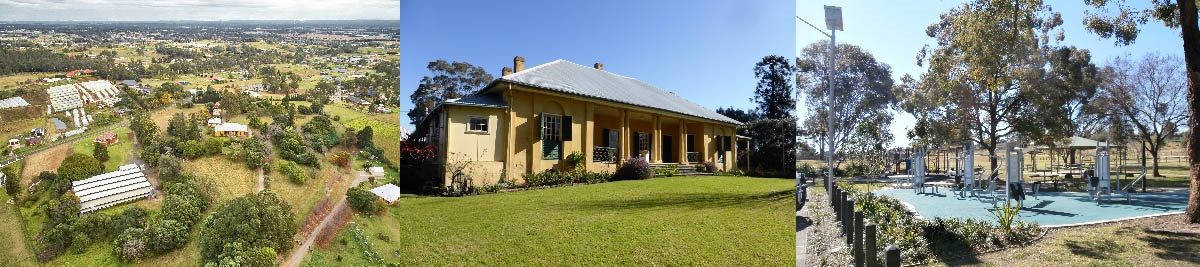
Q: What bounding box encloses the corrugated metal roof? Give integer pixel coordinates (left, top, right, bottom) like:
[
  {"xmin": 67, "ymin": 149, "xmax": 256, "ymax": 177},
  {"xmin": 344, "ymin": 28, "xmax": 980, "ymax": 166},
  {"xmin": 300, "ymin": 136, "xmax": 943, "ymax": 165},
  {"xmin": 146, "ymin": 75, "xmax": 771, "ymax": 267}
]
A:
[
  {"xmin": 498, "ymin": 59, "xmax": 741, "ymax": 125},
  {"xmin": 445, "ymin": 93, "xmax": 506, "ymax": 108}
]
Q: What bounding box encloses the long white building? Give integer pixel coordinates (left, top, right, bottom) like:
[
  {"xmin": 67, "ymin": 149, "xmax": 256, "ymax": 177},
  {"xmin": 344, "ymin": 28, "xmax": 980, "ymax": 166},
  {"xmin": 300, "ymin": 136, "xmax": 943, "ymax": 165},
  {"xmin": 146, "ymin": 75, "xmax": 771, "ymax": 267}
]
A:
[{"xmin": 72, "ymin": 164, "xmax": 153, "ymax": 214}]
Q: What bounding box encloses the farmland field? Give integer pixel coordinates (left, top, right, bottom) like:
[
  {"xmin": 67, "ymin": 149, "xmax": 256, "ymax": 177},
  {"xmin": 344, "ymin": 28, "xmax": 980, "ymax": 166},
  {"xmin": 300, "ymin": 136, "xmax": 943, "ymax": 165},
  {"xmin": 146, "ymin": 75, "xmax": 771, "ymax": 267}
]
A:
[
  {"xmin": 185, "ymin": 157, "xmax": 257, "ymax": 203},
  {"xmin": 344, "ymin": 117, "xmax": 400, "ymax": 163},
  {"xmin": 70, "ymin": 127, "xmax": 135, "ymax": 171}
]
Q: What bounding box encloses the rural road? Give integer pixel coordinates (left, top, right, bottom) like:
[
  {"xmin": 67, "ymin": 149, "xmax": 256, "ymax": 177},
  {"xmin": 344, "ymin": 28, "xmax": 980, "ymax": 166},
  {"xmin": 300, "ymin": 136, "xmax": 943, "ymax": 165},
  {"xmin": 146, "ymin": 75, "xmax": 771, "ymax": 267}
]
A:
[{"xmin": 281, "ymin": 171, "xmax": 371, "ymax": 267}]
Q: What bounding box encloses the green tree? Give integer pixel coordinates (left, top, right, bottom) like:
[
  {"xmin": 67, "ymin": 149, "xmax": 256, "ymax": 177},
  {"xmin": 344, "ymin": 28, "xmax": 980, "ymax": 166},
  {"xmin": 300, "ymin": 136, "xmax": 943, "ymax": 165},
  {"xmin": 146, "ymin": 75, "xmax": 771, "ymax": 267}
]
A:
[
  {"xmin": 197, "ymin": 191, "xmax": 296, "ymax": 265},
  {"xmin": 93, "ymin": 143, "xmax": 110, "ymax": 163},
  {"xmin": 407, "ymin": 60, "xmax": 494, "ymax": 124},
  {"xmin": 901, "ymin": 0, "xmax": 1063, "ymax": 170},
  {"xmin": 796, "ymin": 42, "xmax": 896, "ymax": 166},
  {"xmin": 751, "ymin": 55, "xmax": 796, "ymax": 120},
  {"xmin": 1083, "ymin": 0, "xmax": 1200, "ymax": 223},
  {"xmin": 342, "ymin": 127, "xmax": 358, "ymax": 149},
  {"xmin": 3, "ymin": 164, "xmax": 19, "ymax": 196},
  {"xmin": 356, "ymin": 126, "xmax": 374, "ymax": 149},
  {"xmin": 144, "ymin": 219, "xmax": 190, "ymax": 254},
  {"xmin": 157, "ymin": 153, "xmax": 183, "ymax": 181},
  {"xmin": 58, "ymin": 153, "xmax": 103, "ymax": 181},
  {"xmin": 166, "ymin": 113, "xmax": 200, "ymax": 142},
  {"xmin": 347, "ymin": 186, "xmax": 384, "ymax": 215}
]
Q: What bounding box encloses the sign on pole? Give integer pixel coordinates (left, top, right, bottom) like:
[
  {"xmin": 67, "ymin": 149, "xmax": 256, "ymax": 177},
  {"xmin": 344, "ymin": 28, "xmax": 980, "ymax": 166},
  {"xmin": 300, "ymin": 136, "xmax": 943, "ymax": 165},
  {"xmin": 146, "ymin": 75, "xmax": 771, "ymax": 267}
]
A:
[{"xmin": 824, "ymin": 6, "xmax": 843, "ymax": 31}]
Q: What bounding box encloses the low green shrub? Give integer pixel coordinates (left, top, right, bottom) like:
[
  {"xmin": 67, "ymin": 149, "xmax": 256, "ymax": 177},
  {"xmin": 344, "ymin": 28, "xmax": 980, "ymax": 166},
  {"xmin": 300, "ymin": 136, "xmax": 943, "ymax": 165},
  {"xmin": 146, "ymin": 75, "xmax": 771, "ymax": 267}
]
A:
[{"xmin": 844, "ymin": 185, "xmax": 1041, "ymax": 264}]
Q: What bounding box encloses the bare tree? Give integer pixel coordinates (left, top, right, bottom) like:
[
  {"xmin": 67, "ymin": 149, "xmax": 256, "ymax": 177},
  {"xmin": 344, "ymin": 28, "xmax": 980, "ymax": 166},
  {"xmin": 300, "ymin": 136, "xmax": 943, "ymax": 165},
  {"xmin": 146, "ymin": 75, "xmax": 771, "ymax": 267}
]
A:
[{"xmin": 1102, "ymin": 53, "xmax": 1188, "ymax": 177}]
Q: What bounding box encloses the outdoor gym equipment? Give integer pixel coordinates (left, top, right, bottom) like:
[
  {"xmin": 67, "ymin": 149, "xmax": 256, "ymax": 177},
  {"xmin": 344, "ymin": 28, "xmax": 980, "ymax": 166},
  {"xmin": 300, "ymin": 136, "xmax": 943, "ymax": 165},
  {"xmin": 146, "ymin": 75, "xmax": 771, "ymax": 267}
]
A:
[
  {"xmin": 910, "ymin": 149, "xmax": 932, "ymax": 194},
  {"xmin": 1088, "ymin": 145, "xmax": 1113, "ymax": 204},
  {"xmin": 954, "ymin": 143, "xmax": 979, "ymax": 198},
  {"xmin": 1089, "ymin": 143, "xmax": 1147, "ymax": 204},
  {"xmin": 1004, "ymin": 144, "xmax": 1039, "ymax": 207}
]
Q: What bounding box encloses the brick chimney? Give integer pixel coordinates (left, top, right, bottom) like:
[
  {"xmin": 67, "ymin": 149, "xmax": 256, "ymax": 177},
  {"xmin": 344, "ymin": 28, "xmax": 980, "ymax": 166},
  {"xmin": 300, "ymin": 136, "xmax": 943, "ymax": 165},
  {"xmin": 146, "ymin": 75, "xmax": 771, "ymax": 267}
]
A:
[
  {"xmin": 502, "ymin": 67, "xmax": 513, "ymax": 76},
  {"xmin": 594, "ymin": 63, "xmax": 604, "ymax": 70},
  {"xmin": 514, "ymin": 56, "xmax": 525, "ymax": 72}
]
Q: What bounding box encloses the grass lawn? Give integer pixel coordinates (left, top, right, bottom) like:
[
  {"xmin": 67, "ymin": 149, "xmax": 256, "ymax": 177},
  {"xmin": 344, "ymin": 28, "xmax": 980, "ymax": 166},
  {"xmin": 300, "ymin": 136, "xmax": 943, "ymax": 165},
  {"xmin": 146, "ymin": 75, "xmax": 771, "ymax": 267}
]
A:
[
  {"xmin": 933, "ymin": 213, "xmax": 1200, "ymax": 266},
  {"xmin": 303, "ymin": 176, "xmax": 796, "ymax": 266},
  {"xmin": 270, "ymin": 160, "xmax": 337, "ymax": 226},
  {"xmin": 344, "ymin": 117, "xmax": 400, "ymax": 163},
  {"xmin": 150, "ymin": 105, "xmax": 205, "ymax": 131},
  {"xmin": 0, "ymin": 191, "xmax": 36, "ymax": 267},
  {"xmin": 70, "ymin": 127, "xmax": 135, "ymax": 171},
  {"xmin": 0, "ymin": 72, "xmax": 52, "ymax": 91},
  {"xmin": 185, "ymin": 157, "xmax": 256, "ymax": 203}
]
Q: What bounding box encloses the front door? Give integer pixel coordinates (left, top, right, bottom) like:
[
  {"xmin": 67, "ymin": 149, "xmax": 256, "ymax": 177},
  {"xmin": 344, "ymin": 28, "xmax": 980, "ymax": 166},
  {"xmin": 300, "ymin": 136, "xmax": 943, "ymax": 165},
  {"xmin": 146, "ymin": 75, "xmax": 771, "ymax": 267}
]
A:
[{"xmin": 662, "ymin": 135, "xmax": 673, "ymax": 163}]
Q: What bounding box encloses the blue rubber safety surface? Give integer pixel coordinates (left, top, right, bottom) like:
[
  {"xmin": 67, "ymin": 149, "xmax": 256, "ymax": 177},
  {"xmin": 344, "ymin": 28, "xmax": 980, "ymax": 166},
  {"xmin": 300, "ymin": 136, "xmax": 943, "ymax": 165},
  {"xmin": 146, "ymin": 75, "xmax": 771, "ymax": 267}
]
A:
[{"xmin": 870, "ymin": 188, "xmax": 1190, "ymax": 227}]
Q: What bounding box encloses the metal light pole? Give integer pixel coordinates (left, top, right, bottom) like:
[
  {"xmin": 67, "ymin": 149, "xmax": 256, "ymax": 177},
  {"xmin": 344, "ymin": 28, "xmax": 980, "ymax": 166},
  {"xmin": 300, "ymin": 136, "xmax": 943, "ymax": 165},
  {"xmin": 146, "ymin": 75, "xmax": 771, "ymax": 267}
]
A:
[{"xmin": 799, "ymin": 6, "xmax": 842, "ymax": 194}]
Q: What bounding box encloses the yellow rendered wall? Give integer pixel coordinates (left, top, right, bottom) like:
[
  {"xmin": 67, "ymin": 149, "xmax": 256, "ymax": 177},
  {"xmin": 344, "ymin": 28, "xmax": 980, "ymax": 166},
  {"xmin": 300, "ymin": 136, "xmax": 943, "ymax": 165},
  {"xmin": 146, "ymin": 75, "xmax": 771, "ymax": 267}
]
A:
[{"xmin": 442, "ymin": 105, "xmax": 507, "ymax": 187}]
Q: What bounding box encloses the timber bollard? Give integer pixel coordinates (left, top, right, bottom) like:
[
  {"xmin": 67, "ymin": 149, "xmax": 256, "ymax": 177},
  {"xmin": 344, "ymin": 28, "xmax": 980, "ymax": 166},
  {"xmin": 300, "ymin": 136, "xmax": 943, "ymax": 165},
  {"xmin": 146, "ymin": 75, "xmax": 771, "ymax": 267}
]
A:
[
  {"xmin": 854, "ymin": 211, "xmax": 864, "ymax": 267},
  {"xmin": 844, "ymin": 199, "xmax": 855, "ymax": 241},
  {"xmin": 885, "ymin": 245, "xmax": 901, "ymax": 267},
  {"xmin": 865, "ymin": 224, "xmax": 877, "ymax": 267}
]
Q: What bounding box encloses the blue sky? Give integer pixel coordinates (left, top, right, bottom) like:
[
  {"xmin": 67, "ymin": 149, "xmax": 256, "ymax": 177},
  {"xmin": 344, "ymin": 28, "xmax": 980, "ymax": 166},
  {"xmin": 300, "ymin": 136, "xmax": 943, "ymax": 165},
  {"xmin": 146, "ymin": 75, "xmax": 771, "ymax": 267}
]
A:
[
  {"xmin": 797, "ymin": 1, "xmax": 1184, "ymax": 148},
  {"xmin": 400, "ymin": 0, "xmax": 796, "ymax": 128}
]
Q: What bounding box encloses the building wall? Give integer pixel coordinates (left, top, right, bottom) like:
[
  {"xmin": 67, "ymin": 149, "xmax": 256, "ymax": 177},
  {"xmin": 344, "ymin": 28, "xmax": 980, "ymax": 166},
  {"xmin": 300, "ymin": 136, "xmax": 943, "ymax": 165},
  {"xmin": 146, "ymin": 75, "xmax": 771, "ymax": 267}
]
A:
[
  {"xmin": 442, "ymin": 105, "xmax": 507, "ymax": 186},
  {"xmin": 437, "ymin": 83, "xmax": 740, "ymax": 188}
]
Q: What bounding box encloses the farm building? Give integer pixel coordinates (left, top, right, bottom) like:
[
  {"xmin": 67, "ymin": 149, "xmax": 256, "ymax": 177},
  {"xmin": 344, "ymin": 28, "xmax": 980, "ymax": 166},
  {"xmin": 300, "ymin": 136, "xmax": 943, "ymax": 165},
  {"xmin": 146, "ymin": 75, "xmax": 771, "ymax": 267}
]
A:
[
  {"xmin": 50, "ymin": 118, "xmax": 67, "ymax": 131},
  {"xmin": 24, "ymin": 136, "xmax": 42, "ymax": 145},
  {"xmin": 409, "ymin": 57, "xmax": 742, "ymax": 187},
  {"xmin": 72, "ymin": 164, "xmax": 153, "ymax": 214},
  {"xmin": 30, "ymin": 128, "xmax": 45, "ymax": 137},
  {"xmin": 344, "ymin": 96, "xmax": 369, "ymax": 106},
  {"xmin": 213, "ymin": 123, "xmax": 250, "ymax": 137},
  {"xmin": 78, "ymin": 80, "xmax": 122, "ymax": 107},
  {"xmin": 7, "ymin": 139, "xmax": 18, "ymax": 148},
  {"xmin": 47, "ymin": 84, "xmax": 84, "ymax": 112},
  {"xmin": 207, "ymin": 117, "xmax": 223, "ymax": 126},
  {"xmin": 94, "ymin": 132, "xmax": 118, "ymax": 146},
  {"xmin": 369, "ymin": 183, "xmax": 402, "ymax": 204},
  {"xmin": 0, "ymin": 96, "xmax": 30, "ymax": 109}
]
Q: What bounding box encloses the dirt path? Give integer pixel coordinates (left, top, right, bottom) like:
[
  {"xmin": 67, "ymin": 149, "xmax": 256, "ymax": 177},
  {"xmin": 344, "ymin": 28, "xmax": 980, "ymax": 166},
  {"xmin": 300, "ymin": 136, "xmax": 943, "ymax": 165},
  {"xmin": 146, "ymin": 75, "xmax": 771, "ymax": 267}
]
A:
[
  {"xmin": 281, "ymin": 171, "xmax": 370, "ymax": 267},
  {"xmin": 256, "ymin": 168, "xmax": 264, "ymax": 192}
]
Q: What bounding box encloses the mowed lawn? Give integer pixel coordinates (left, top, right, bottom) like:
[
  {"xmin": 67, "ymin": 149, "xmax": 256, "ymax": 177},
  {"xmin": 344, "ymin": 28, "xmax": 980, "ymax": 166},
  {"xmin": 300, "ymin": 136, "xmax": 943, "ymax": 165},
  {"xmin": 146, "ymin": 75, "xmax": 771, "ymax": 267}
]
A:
[
  {"xmin": 304, "ymin": 176, "xmax": 795, "ymax": 266},
  {"xmin": 70, "ymin": 127, "xmax": 135, "ymax": 171}
]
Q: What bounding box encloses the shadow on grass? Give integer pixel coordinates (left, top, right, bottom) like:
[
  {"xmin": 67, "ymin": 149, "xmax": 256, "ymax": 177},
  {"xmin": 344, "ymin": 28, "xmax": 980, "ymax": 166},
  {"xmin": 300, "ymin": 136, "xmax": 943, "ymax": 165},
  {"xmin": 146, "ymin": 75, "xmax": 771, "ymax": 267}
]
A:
[
  {"xmin": 1142, "ymin": 229, "xmax": 1200, "ymax": 264},
  {"xmin": 571, "ymin": 189, "xmax": 795, "ymax": 211},
  {"xmin": 1064, "ymin": 238, "xmax": 1128, "ymax": 261}
]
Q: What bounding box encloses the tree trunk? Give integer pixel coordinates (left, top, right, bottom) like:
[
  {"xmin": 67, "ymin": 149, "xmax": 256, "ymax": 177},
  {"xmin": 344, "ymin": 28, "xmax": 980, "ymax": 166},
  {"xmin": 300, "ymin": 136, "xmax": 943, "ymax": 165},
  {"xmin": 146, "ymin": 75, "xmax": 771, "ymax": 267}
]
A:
[
  {"xmin": 1180, "ymin": 0, "xmax": 1200, "ymax": 224},
  {"xmin": 1152, "ymin": 148, "xmax": 1162, "ymax": 177}
]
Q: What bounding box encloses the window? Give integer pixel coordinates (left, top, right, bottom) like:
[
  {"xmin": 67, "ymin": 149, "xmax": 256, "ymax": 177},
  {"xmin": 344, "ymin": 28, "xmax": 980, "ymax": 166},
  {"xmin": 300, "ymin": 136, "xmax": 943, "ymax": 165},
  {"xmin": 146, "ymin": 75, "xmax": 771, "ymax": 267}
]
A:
[
  {"xmin": 468, "ymin": 116, "xmax": 488, "ymax": 133},
  {"xmin": 636, "ymin": 132, "xmax": 650, "ymax": 153},
  {"xmin": 541, "ymin": 113, "xmax": 563, "ymax": 159},
  {"xmin": 542, "ymin": 114, "xmax": 561, "ymax": 141}
]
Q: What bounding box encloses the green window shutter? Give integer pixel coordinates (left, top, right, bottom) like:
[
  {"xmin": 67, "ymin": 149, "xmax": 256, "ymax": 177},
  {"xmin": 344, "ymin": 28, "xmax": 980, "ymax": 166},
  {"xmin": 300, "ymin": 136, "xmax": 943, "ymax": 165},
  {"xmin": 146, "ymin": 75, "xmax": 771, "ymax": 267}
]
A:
[{"xmin": 562, "ymin": 116, "xmax": 573, "ymax": 141}]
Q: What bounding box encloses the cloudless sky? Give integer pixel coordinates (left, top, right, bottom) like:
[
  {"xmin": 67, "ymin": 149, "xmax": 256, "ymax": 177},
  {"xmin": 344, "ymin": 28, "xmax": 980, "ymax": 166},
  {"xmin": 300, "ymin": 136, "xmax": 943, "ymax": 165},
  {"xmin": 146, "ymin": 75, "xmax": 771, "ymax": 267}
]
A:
[
  {"xmin": 401, "ymin": 0, "xmax": 796, "ymax": 128},
  {"xmin": 796, "ymin": 1, "xmax": 1184, "ymax": 148}
]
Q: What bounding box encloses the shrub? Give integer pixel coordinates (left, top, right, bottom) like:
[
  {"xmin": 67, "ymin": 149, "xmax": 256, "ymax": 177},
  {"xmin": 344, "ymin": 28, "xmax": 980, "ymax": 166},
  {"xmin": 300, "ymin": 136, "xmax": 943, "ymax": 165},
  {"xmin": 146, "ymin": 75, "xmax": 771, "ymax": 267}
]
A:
[
  {"xmin": 144, "ymin": 219, "xmax": 190, "ymax": 254},
  {"xmin": 275, "ymin": 160, "xmax": 308, "ymax": 184},
  {"xmin": 3, "ymin": 164, "xmax": 20, "ymax": 196},
  {"xmin": 701, "ymin": 161, "xmax": 717, "ymax": 173},
  {"xmin": 113, "ymin": 228, "xmax": 147, "ymax": 262},
  {"xmin": 613, "ymin": 160, "xmax": 652, "ymax": 181},
  {"xmin": 347, "ymin": 187, "xmax": 384, "ymax": 215},
  {"xmin": 565, "ymin": 151, "xmax": 585, "ymax": 171},
  {"xmin": 179, "ymin": 140, "xmax": 204, "ymax": 159}
]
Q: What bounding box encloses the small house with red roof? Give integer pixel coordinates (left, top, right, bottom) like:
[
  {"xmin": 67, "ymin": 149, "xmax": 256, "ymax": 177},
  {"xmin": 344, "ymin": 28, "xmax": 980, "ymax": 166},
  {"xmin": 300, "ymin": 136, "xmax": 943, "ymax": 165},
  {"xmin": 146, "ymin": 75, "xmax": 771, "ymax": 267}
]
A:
[{"xmin": 94, "ymin": 132, "xmax": 118, "ymax": 146}]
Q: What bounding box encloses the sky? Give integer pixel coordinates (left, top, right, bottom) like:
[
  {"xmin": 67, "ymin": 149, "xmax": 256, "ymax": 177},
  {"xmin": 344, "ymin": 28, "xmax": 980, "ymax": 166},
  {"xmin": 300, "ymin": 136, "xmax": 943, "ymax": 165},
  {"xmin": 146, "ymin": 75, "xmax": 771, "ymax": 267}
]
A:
[
  {"xmin": 400, "ymin": 0, "xmax": 797, "ymax": 129},
  {"xmin": 0, "ymin": 0, "xmax": 400, "ymax": 21},
  {"xmin": 797, "ymin": 1, "xmax": 1185, "ymax": 148}
]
